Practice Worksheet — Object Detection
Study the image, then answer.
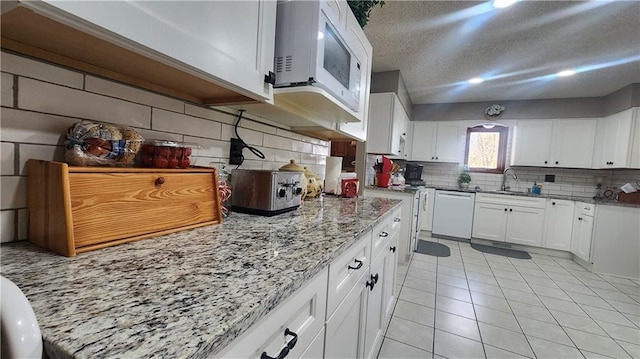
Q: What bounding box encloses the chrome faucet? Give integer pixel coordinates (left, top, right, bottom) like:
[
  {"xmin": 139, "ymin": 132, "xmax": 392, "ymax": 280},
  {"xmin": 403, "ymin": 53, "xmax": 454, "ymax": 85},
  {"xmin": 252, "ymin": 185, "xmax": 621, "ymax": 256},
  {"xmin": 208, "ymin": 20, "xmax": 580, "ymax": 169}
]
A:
[{"xmin": 501, "ymin": 167, "xmax": 518, "ymax": 191}]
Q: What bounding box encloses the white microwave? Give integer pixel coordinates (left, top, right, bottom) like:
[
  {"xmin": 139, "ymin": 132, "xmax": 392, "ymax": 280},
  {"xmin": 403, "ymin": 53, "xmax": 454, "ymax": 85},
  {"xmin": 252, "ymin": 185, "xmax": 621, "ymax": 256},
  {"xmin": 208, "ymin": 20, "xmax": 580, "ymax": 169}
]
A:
[{"xmin": 274, "ymin": 0, "xmax": 361, "ymax": 112}]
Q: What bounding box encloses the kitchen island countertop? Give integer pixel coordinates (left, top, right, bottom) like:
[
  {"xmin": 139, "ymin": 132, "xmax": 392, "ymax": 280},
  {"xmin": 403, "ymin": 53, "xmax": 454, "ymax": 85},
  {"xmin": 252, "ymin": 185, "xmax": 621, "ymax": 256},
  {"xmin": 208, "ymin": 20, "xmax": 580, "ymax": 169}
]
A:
[{"xmin": 0, "ymin": 196, "xmax": 401, "ymax": 359}]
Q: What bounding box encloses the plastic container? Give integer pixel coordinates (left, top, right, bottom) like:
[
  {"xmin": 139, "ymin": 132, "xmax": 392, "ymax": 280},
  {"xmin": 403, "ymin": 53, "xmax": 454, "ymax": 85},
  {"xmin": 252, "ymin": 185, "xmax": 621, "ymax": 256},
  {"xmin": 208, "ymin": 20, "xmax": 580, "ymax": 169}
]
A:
[{"xmin": 136, "ymin": 140, "xmax": 198, "ymax": 169}]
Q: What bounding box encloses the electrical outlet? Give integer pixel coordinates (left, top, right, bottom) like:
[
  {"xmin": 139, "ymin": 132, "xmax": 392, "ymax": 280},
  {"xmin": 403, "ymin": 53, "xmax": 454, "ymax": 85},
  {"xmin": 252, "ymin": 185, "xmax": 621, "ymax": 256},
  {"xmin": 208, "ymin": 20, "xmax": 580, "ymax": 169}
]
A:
[
  {"xmin": 229, "ymin": 138, "xmax": 244, "ymax": 165},
  {"xmin": 545, "ymin": 174, "xmax": 555, "ymax": 182}
]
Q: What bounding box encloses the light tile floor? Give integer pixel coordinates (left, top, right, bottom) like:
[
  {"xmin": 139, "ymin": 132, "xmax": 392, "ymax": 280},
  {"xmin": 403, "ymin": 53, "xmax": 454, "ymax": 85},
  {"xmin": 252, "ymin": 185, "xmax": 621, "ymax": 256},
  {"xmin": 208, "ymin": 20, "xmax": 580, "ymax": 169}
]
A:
[{"xmin": 377, "ymin": 235, "xmax": 640, "ymax": 359}]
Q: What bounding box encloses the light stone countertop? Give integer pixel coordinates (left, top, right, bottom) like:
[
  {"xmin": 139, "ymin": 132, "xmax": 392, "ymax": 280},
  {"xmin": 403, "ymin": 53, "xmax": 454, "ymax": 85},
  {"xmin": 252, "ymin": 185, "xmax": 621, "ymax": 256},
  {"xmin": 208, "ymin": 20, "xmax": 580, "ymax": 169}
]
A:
[
  {"xmin": 364, "ymin": 185, "xmax": 639, "ymax": 208},
  {"xmin": 0, "ymin": 196, "xmax": 402, "ymax": 359}
]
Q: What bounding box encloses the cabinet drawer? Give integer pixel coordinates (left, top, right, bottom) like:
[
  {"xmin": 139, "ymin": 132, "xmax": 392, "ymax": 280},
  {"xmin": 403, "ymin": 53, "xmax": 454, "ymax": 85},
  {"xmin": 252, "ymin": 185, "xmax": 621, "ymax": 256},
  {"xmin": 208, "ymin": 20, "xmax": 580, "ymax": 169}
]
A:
[
  {"xmin": 577, "ymin": 202, "xmax": 595, "ymax": 216},
  {"xmin": 27, "ymin": 160, "xmax": 223, "ymax": 256},
  {"xmin": 217, "ymin": 268, "xmax": 328, "ymax": 359},
  {"xmin": 327, "ymin": 230, "xmax": 371, "ymax": 317},
  {"xmin": 371, "ymin": 217, "xmax": 390, "ymax": 261}
]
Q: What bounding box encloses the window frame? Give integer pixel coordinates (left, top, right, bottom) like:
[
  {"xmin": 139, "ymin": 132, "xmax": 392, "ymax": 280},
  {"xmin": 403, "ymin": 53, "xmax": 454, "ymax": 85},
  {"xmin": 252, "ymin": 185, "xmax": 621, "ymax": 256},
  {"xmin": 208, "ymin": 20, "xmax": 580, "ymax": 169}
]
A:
[{"xmin": 464, "ymin": 125, "xmax": 509, "ymax": 174}]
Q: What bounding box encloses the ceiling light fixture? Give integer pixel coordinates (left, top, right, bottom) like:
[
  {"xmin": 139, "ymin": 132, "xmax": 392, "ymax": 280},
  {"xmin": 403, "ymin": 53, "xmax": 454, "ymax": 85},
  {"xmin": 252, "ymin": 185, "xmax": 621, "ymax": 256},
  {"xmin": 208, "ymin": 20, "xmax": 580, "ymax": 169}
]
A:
[
  {"xmin": 492, "ymin": 0, "xmax": 517, "ymax": 9},
  {"xmin": 469, "ymin": 77, "xmax": 484, "ymax": 84},
  {"xmin": 557, "ymin": 69, "xmax": 576, "ymax": 77}
]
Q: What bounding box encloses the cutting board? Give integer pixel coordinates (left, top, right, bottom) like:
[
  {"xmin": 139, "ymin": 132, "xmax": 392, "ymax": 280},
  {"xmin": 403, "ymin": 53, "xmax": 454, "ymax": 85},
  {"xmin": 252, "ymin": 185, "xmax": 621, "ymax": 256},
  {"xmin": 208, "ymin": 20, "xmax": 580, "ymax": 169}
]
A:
[{"xmin": 617, "ymin": 191, "xmax": 640, "ymax": 205}]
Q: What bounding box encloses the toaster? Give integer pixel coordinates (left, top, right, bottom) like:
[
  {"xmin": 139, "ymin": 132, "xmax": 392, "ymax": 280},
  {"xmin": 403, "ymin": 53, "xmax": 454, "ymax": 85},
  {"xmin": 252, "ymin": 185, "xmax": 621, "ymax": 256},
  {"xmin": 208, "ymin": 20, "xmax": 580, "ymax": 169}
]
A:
[{"xmin": 230, "ymin": 169, "xmax": 303, "ymax": 216}]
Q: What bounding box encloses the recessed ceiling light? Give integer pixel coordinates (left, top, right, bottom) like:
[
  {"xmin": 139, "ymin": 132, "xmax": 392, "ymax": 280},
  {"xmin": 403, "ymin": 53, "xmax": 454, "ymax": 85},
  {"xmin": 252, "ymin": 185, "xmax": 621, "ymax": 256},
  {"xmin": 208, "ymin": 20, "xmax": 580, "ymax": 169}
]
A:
[
  {"xmin": 557, "ymin": 69, "xmax": 576, "ymax": 77},
  {"xmin": 469, "ymin": 77, "xmax": 484, "ymax": 84},
  {"xmin": 493, "ymin": 0, "xmax": 517, "ymax": 9}
]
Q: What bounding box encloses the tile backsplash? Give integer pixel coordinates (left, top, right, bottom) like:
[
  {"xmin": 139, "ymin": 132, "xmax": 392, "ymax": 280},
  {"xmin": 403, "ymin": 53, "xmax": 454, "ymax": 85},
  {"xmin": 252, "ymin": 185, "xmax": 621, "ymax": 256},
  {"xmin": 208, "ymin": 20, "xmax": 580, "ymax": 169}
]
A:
[
  {"xmin": 367, "ymin": 154, "xmax": 640, "ymax": 200},
  {"xmin": 0, "ymin": 51, "xmax": 329, "ymax": 243}
]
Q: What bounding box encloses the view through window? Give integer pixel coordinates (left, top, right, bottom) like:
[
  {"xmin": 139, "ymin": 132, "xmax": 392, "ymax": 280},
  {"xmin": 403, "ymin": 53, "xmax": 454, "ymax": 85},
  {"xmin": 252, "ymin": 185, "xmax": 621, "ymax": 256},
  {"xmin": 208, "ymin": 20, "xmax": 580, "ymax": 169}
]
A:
[{"xmin": 464, "ymin": 126, "xmax": 508, "ymax": 173}]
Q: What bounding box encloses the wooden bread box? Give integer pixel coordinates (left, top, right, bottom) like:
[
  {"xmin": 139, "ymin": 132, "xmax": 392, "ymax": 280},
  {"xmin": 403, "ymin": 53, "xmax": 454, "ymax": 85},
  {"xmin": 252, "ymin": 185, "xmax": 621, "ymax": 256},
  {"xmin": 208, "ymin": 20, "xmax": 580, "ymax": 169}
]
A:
[{"xmin": 27, "ymin": 159, "xmax": 223, "ymax": 256}]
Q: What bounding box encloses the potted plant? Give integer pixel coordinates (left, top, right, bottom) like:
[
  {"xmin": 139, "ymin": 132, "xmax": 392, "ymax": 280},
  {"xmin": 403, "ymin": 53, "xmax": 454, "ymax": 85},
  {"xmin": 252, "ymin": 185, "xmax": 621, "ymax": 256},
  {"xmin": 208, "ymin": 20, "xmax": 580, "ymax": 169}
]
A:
[
  {"xmin": 458, "ymin": 171, "xmax": 472, "ymax": 189},
  {"xmin": 348, "ymin": 0, "xmax": 385, "ymax": 28}
]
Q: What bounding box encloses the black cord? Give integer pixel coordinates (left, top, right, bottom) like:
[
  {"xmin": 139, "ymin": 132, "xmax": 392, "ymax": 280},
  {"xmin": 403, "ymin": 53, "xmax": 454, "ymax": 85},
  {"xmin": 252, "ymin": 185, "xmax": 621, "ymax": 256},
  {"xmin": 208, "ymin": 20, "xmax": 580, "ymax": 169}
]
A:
[{"xmin": 234, "ymin": 110, "xmax": 265, "ymax": 168}]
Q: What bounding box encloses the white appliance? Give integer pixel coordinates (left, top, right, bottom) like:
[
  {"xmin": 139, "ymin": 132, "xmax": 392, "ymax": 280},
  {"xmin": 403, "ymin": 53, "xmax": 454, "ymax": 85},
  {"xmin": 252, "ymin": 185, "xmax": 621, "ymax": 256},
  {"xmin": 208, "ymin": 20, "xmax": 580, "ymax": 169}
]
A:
[
  {"xmin": 274, "ymin": 0, "xmax": 362, "ymax": 112},
  {"xmin": 432, "ymin": 190, "xmax": 476, "ymax": 240}
]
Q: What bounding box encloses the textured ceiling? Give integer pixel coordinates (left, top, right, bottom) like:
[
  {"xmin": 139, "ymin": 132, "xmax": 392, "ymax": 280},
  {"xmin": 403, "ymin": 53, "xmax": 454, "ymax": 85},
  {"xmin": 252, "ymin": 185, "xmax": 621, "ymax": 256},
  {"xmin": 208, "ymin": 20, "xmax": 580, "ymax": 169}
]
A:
[{"xmin": 363, "ymin": 1, "xmax": 640, "ymax": 104}]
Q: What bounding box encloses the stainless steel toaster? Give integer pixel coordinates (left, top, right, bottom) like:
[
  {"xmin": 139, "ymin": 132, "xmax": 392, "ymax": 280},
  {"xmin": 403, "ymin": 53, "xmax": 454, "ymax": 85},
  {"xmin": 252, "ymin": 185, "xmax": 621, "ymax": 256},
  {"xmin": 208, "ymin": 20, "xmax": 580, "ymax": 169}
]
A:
[{"xmin": 230, "ymin": 169, "xmax": 303, "ymax": 216}]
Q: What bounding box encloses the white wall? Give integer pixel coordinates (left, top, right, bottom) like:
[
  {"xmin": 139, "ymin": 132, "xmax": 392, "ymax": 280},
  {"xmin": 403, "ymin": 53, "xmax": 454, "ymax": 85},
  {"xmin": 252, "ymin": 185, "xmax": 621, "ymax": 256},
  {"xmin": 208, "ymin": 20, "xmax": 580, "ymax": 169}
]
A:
[{"xmin": 0, "ymin": 51, "xmax": 330, "ymax": 243}]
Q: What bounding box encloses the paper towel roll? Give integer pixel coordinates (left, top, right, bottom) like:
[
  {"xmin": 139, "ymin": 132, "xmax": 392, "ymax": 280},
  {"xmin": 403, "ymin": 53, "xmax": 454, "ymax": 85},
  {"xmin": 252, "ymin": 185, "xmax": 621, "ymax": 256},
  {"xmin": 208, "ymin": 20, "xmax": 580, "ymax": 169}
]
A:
[{"xmin": 325, "ymin": 156, "xmax": 343, "ymax": 194}]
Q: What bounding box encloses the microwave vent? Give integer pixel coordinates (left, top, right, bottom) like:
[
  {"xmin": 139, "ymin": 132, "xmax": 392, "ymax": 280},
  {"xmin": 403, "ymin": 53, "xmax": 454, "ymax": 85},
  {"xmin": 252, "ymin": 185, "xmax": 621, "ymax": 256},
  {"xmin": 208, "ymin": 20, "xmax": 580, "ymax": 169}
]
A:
[{"xmin": 275, "ymin": 56, "xmax": 293, "ymax": 74}]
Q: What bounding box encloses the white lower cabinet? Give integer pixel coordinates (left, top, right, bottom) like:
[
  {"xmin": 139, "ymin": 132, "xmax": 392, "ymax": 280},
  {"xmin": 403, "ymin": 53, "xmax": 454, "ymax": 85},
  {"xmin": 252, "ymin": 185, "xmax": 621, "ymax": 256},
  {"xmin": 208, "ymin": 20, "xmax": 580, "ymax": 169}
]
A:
[
  {"xmin": 472, "ymin": 193, "xmax": 546, "ymax": 246},
  {"xmin": 364, "ymin": 246, "xmax": 387, "ymax": 359},
  {"xmin": 543, "ymin": 199, "xmax": 575, "ymax": 251},
  {"xmin": 300, "ymin": 327, "xmax": 325, "ymax": 359},
  {"xmin": 571, "ymin": 202, "xmax": 595, "ymax": 263},
  {"xmin": 218, "ymin": 208, "xmax": 402, "ymax": 359},
  {"xmin": 383, "ymin": 234, "xmax": 398, "ymax": 323},
  {"xmin": 325, "ymin": 269, "xmax": 369, "ymax": 359},
  {"xmin": 216, "ymin": 268, "xmax": 328, "ymax": 359}
]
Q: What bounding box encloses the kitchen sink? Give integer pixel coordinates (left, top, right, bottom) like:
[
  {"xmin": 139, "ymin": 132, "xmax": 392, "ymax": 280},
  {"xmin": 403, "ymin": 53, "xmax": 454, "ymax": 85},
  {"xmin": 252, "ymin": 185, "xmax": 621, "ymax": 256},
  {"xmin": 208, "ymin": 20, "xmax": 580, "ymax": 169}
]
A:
[{"xmin": 490, "ymin": 190, "xmax": 528, "ymax": 195}]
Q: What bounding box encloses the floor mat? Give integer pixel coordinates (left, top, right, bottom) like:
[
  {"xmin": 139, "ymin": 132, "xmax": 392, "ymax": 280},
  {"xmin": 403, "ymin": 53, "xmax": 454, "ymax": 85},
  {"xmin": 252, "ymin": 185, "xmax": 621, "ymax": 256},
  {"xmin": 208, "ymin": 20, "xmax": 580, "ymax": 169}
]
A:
[
  {"xmin": 471, "ymin": 243, "xmax": 532, "ymax": 259},
  {"xmin": 415, "ymin": 240, "xmax": 451, "ymax": 257}
]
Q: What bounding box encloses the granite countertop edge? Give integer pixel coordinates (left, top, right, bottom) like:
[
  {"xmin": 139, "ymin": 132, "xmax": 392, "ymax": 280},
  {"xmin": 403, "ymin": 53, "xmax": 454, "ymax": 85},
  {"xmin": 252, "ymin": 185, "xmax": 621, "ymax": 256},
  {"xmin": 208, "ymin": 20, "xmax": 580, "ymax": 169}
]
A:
[{"xmin": 0, "ymin": 196, "xmax": 402, "ymax": 359}]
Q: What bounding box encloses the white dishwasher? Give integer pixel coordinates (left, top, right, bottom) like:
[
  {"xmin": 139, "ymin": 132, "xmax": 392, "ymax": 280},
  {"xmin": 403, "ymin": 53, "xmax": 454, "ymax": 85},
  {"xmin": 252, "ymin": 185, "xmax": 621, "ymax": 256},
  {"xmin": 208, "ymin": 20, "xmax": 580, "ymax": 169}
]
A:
[{"xmin": 432, "ymin": 190, "xmax": 476, "ymax": 240}]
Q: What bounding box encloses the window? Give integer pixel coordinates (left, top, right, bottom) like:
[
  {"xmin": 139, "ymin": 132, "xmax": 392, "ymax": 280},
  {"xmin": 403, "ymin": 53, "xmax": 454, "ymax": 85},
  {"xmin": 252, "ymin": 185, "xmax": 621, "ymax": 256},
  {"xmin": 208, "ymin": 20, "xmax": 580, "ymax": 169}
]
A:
[{"xmin": 464, "ymin": 125, "xmax": 508, "ymax": 173}]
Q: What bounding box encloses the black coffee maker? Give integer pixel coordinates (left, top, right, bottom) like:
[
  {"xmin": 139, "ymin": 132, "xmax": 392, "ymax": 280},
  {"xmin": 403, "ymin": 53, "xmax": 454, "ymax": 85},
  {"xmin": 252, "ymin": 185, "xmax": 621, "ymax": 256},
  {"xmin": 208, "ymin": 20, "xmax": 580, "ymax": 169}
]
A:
[{"xmin": 405, "ymin": 163, "xmax": 425, "ymax": 186}]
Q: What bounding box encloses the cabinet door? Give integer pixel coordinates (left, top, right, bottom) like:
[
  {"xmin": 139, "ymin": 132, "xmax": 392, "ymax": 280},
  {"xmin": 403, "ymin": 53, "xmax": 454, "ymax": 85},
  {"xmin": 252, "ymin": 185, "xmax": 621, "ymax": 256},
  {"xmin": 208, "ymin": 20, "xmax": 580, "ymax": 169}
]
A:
[
  {"xmin": 37, "ymin": 1, "xmax": 276, "ymax": 102},
  {"xmin": 366, "ymin": 93, "xmax": 394, "ymax": 154},
  {"xmin": 338, "ymin": 9, "xmax": 372, "ymax": 142},
  {"xmin": 511, "ymin": 121, "xmax": 553, "ymax": 166},
  {"xmin": 552, "ymin": 119, "xmax": 596, "ymax": 168},
  {"xmin": 571, "ymin": 215, "xmax": 594, "ymax": 263},
  {"xmin": 390, "ymin": 97, "xmax": 404, "ymax": 156},
  {"xmin": 506, "ymin": 206, "xmax": 545, "ymax": 247},
  {"xmin": 410, "ymin": 122, "xmax": 437, "ymax": 161},
  {"xmin": 597, "ymin": 111, "xmax": 633, "ymax": 168},
  {"xmin": 543, "ymin": 200, "xmax": 575, "ymax": 251},
  {"xmin": 629, "ymin": 108, "xmax": 640, "ymax": 168},
  {"xmin": 325, "ymin": 272, "xmax": 368, "ymax": 359},
  {"xmin": 383, "ymin": 234, "xmax": 398, "ymax": 322},
  {"xmin": 434, "ymin": 122, "xmax": 461, "ymax": 162},
  {"xmin": 472, "ymin": 203, "xmax": 507, "ymax": 241},
  {"xmin": 364, "ymin": 251, "xmax": 387, "ymax": 359},
  {"xmin": 299, "ymin": 327, "xmax": 325, "ymax": 359}
]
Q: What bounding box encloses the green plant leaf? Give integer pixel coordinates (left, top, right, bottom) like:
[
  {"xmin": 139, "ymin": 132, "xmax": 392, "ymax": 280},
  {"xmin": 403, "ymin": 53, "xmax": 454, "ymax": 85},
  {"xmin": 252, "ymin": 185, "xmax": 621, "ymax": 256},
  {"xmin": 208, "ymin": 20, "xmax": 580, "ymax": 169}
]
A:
[{"xmin": 347, "ymin": 0, "xmax": 385, "ymax": 28}]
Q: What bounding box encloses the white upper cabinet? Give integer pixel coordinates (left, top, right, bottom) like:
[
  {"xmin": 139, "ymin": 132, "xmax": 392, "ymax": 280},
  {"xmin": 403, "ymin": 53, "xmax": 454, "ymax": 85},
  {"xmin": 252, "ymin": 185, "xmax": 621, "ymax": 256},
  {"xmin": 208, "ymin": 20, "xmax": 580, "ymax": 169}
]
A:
[
  {"xmin": 629, "ymin": 108, "xmax": 640, "ymax": 168},
  {"xmin": 511, "ymin": 119, "xmax": 596, "ymax": 168},
  {"xmin": 593, "ymin": 108, "xmax": 636, "ymax": 168},
  {"xmin": 17, "ymin": 0, "xmax": 276, "ymax": 103},
  {"xmin": 511, "ymin": 121, "xmax": 553, "ymax": 166},
  {"xmin": 367, "ymin": 93, "xmax": 408, "ymax": 156},
  {"xmin": 410, "ymin": 121, "xmax": 461, "ymax": 162}
]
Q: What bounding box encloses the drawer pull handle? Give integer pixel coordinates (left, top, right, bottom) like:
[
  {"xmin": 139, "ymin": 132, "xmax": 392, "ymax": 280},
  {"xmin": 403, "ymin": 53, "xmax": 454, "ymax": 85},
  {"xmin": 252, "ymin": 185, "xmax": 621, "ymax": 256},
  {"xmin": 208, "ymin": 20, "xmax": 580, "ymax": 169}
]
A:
[
  {"xmin": 379, "ymin": 231, "xmax": 389, "ymax": 238},
  {"xmin": 393, "ymin": 218, "xmax": 401, "ymax": 223},
  {"xmin": 348, "ymin": 259, "xmax": 363, "ymax": 270},
  {"xmin": 155, "ymin": 177, "xmax": 165, "ymax": 186},
  {"xmin": 260, "ymin": 328, "xmax": 298, "ymax": 359},
  {"xmin": 390, "ymin": 246, "xmax": 396, "ymax": 253}
]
